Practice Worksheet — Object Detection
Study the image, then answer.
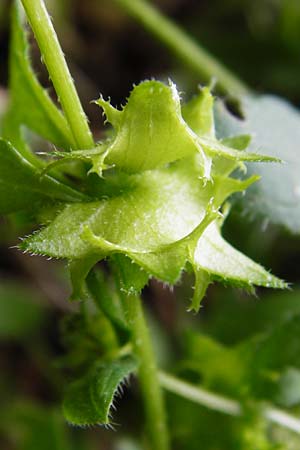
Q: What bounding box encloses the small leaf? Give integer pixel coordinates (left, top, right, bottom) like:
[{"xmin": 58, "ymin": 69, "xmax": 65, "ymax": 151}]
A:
[
  {"xmin": 189, "ymin": 268, "xmax": 211, "ymax": 312},
  {"xmin": 0, "ymin": 139, "xmax": 88, "ymax": 214},
  {"xmin": 63, "ymin": 356, "xmax": 137, "ymax": 426}
]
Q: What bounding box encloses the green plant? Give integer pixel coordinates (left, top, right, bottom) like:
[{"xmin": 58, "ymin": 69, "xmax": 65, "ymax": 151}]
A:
[{"xmin": 1, "ymin": 1, "xmax": 300, "ymax": 449}]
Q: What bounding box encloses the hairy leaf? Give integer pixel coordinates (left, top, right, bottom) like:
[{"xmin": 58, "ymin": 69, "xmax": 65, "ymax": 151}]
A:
[
  {"xmin": 215, "ymin": 95, "xmax": 300, "ymax": 233},
  {"xmin": 63, "ymin": 356, "xmax": 137, "ymax": 426},
  {"xmin": 193, "ymin": 220, "xmax": 286, "ymax": 289}
]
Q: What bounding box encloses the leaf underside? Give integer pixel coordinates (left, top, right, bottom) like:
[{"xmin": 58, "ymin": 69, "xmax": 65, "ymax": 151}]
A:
[{"xmin": 215, "ymin": 94, "xmax": 300, "ymax": 234}]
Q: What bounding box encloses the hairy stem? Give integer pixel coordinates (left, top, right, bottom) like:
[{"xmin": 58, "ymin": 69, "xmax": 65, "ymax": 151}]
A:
[
  {"xmin": 113, "ymin": 0, "xmax": 249, "ymax": 96},
  {"xmin": 20, "ymin": 0, "xmax": 94, "ymax": 149},
  {"xmin": 123, "ymin": 293, "xmax": 169, "ymax": 450},
  {"xmin": 159, "ymin": 372, "xmax": 300, "ymax": 434}
]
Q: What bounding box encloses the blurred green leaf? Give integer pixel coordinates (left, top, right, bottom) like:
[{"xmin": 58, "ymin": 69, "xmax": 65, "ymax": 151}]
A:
[
  {"xmin": 181, "ymin": 331, "xmax": 247, "ymax": 397},
  {"xmin": 199, "ymin": 288, "xmax": 300, "ymax": 345},
  {"xmin": 181, "ymin": 307, "xmax": 300, "ymax": 406}
]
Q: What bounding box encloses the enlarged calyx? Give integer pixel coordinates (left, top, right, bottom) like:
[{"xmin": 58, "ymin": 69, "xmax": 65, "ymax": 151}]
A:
[{"xmin": 21, "ymin": 81, "xmax": 286, "ymax": 310}]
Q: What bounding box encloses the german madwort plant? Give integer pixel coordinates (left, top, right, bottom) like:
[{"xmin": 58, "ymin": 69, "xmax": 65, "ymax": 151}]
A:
[{"xmin": 1, "ymin": 1, "xmax": 300, "ymax": 449}]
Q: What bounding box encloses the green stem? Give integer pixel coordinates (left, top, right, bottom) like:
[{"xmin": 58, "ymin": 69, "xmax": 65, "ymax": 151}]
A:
[
  {"xmin": 113, "ymin": 0, "xmax": 249, "ymax": 96},
  {"xmin": 123, "ymin": 293, "xmax": 169, "ymax": 450},
  {"xmin": 20, "ymin": 0, "xmax": 94, "ymax": 149}
]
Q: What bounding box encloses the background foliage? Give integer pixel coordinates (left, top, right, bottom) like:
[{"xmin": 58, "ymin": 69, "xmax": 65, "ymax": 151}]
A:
[{"xmin": 0, "ymin": 0, "xmax": 300, "ymax": 449}]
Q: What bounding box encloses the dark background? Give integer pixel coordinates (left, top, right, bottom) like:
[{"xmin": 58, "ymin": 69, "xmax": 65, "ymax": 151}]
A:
[{"xmin": 0, "ymin": 1, "xmax": 300, "ymax": 449}]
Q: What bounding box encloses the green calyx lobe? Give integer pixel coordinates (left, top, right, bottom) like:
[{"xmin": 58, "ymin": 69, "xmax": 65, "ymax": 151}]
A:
[{"xmin": 20, "ymin": 80, "xmax": 286, "ymax": 311}]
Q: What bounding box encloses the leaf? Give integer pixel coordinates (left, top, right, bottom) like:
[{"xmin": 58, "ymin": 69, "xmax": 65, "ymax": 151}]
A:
[
  {"xmin": 215, "ymin": 94, "xmax": 300, "ymax": 233},
  {"xmin": 0, "ymin": 139, "xmax": 87, "ymax": 214},
  {"xmin": 232, "ymin": 314, "xmax": 300, "ymax": 402},
  {"xmin": 2, "ymin": 2, "xmax": 75, "ymax": 157},
  {"xmin": 182, "ymin": 331, "xmax": 246, "ymax": 396},
  {"xmin": 247, "ymin": 315, "xmax": 300, "ymax": 373},
  {"xmin": 63, "ymin": 356, "xmax": 137, "ymax": 426},
  {"xmin": 193, "ymin": 220, "xmax": 286, "ymax": 290}
]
